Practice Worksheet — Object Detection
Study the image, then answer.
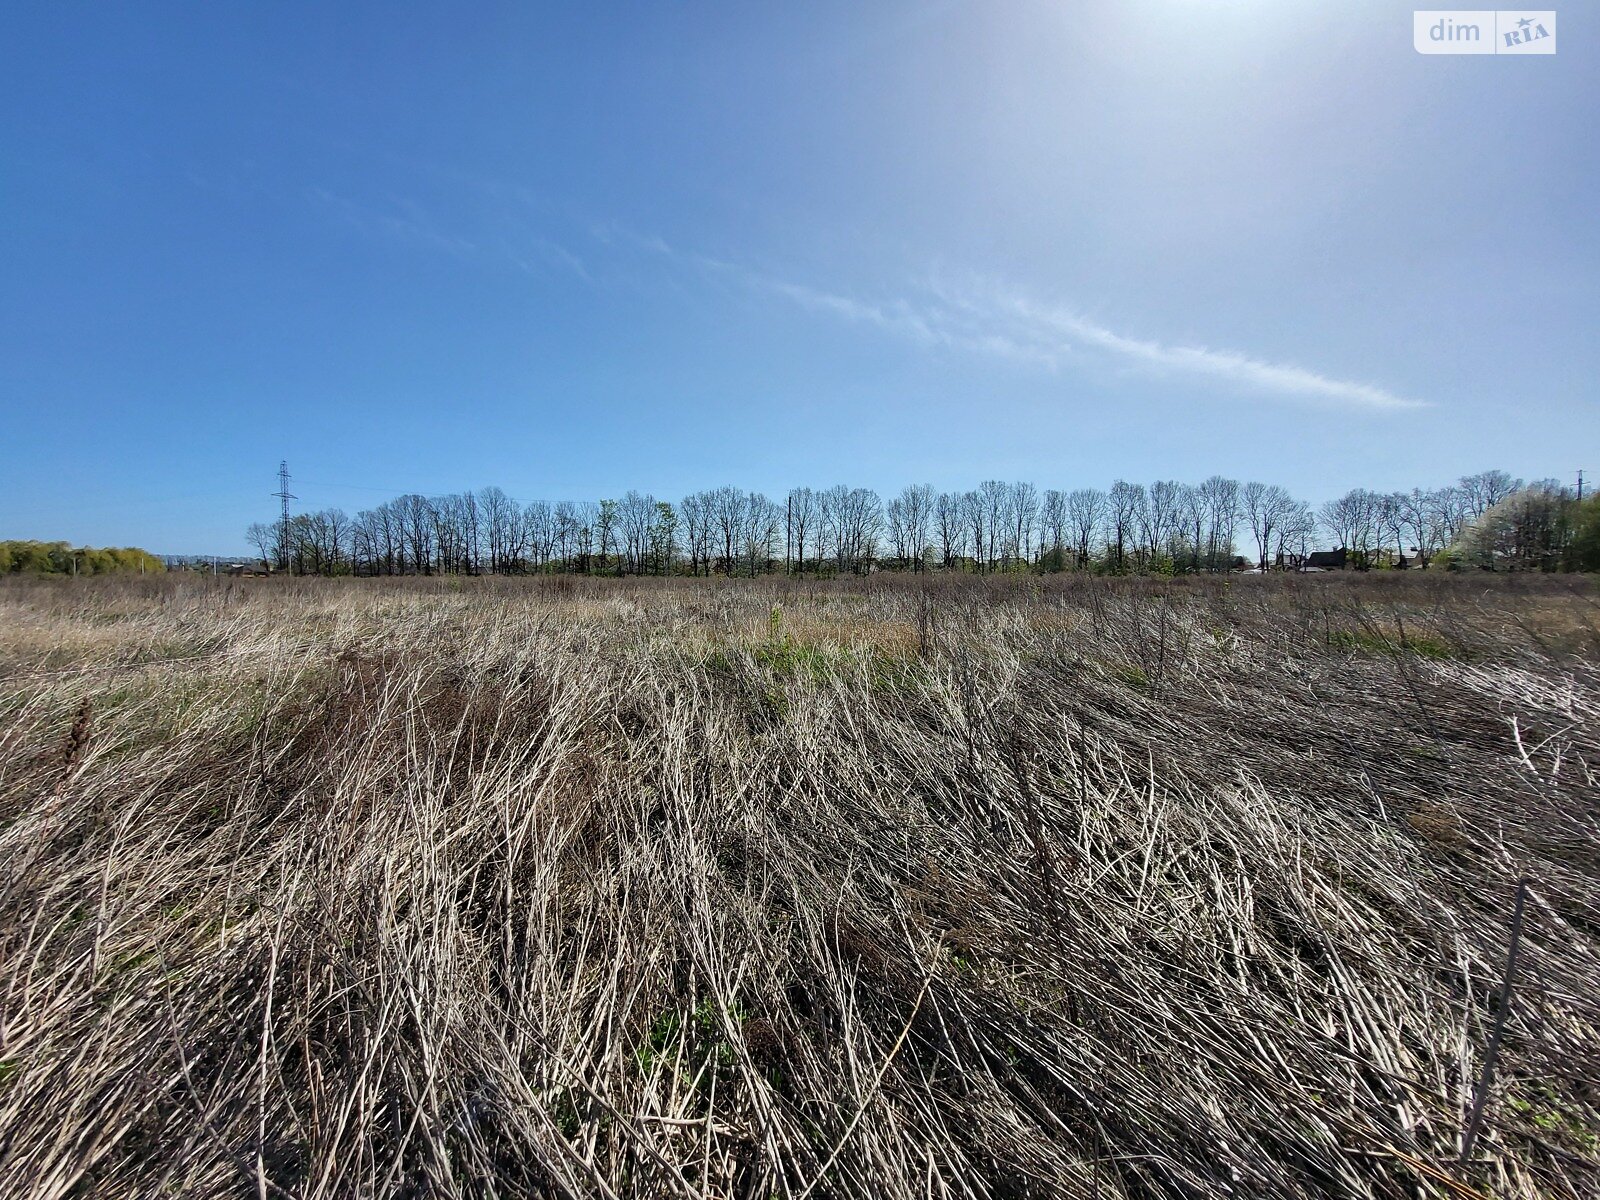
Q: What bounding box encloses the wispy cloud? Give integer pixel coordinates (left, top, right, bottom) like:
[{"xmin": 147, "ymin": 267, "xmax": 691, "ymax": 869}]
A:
[
  {"xmin": 991, "ymin": 291, "xmax": 1423, "ymax": 411},
  {"xmin": 307, "ymin": 185, "xmax": 594, "ymax": 285},
  {"xmin": 619, "ymin": 236, "xmax": 1062, "ymax": 368},
  {"xmin": 300, "ymin": 183, "xmax": 1421, "ymax": 412},
  {"xmin": 621, "ymin": 232, "xmax": 1421, "ymax": 410},
  {"xmin": 764, "ymin": 279, "xmax": 937, "ymax": 344},
  {"xmin": 510, "ymin": 236, "xmax": 592, "ymax": 284},
  {"xmin": 306, "ymin": 186, "xmax": 479, "ymax": 257},
  {"xmin": 801, "ymin": 272, "xmax": 1421, "ymax": 411}
]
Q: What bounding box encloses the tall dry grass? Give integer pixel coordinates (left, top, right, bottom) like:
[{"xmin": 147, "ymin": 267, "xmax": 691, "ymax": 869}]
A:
[{"xmin": 0, "ymin": 572, "xmax": 1597, "ymax": 1198}]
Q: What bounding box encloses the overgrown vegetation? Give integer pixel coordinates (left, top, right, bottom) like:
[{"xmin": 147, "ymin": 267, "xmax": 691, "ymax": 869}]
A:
[
  {"xmin": 0, "ymin": 541, "xmax": 163, "ymax": 577},
  {"xmin": 1447, "ymin": 488, "xmax": 1600, "ymax": 573},
  {"xmin": 245, "ymin": 468, "xmax": 1581, "ymax": 578},
  {"xmin": 0, "ymin": 572, "xmax": 1597, "ymax": 1198}
]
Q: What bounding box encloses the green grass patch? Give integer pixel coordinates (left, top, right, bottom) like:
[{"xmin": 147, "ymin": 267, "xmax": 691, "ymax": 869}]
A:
[
  {"xmin": 1326, "ymin": 629, "xmax": 1457, "ymax": 659},
  {"xmin": 1507, "ymin": 1084, "xmax": 1600, "ymax": 1154},
  {"xmin": 1117, "ymin": 664, "xmax": 1151, "ymax": 692}
]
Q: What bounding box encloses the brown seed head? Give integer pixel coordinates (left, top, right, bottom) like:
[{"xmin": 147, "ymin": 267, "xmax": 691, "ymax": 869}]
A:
[{"xmin": 62, "ymin": 698, "xmax": 94, "ymax": 769}]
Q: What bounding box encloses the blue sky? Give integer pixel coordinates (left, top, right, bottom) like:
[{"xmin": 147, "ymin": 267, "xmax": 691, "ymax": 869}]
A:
[{"xmin": 2, "ymin": 1, "xmax": 1594, "ymax": 553}]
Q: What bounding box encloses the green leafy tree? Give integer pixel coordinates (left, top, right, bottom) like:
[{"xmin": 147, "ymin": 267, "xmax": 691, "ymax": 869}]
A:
[
  {"xmin": 1564, "ymin": 496, "xmax": 1600, "ymax": 571},
  {"xmin": 595, "ymin": 499, "xmax": 618, "ymax": 575},
  {"xmin": 0, "ymin": 541, "xmax": 161, "ymax": 575},
  {"xmin": 651, "ymin": 502, "xmax": 679, "ymax": 576}
]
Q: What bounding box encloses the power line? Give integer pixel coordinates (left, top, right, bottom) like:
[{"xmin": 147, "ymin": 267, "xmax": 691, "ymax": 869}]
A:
[{"xmin": 272, "ymin": 460, "xmax": 296, "ymax": 568}]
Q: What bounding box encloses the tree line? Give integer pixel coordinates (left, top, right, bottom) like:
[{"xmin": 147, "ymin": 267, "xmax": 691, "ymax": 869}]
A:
[
  {"xmin": 246, "ymin": 469, "xmax": 1598, "ymax": 578},
  {"xmin": 1, "ymin": 541, "xmax": 164, "ymax": 576}
]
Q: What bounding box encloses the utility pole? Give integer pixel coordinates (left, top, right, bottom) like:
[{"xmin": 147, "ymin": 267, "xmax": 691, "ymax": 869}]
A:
[
  {"xmin": 272, "ymin": 460, "xmax": 296, "ymax": 573},
  {"xmin": 1579, "ymin": 469, "xmax": 1585, "ymax": 502}
]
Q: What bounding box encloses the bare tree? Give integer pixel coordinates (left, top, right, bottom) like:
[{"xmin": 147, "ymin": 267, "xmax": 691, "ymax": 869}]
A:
[
  {"xmin": 523, "ymin": 500, "xmax": 555, "ymax": 571},
  {"xmin": 462, "ymin": 491, "xmax": 480, "ymax": 574},
  {"xmin": 1066, "ymin": 488, "xmax": 1107, "ymax": 569},
  {"xmin": 1009, "ymin": 481, "xmax": 1039, "ymax": 568},
  {"xmin": 936, "ymin": 491, "xmax": 966, "ymax": 568},
  {"xmin": 323, "ymin": 508, "xmax": 351, "ymax": 574},
  {"xmin": 977, "ymin": 481, "xmax": 1009, "ymax": 569},
  {"xmin": 618, "ymin": 490, "xmax": 657, "ymax": 575},
  {"xmin": 1397, "ymin": 488, "xmax": 1450, "ymax": 568},
  {"xmin": 1276, "ymin": 501, "xmax": 1316, "ymax": 570},
  {"xmin": 554, "ymin": 501, "xmax": 582, "ymax": 570},
  {"xmin": 829, "ymin": 487, "xmax": 883, "ymax": 574},
  {"xmin": 652, "ymin": 501, "xmax": 680, "ymax": 575},
  {"xmin": 1459, "ymin": 470, "xmax": 1523, "ymax": 521},
  {"xmin": 786, "ymin": 487, "xmax": 817, "ymax": 575},
  {"xmin": 399, "ymin": 495, "xmax": 437, "ymax": 575},
  {"xmin": 478, "ymin": 487, "xmax": 516, "ymax": 575},
  {"xmin": 595, "ymin": 499, "xmax": 617, "ymax": 575},
  {"xmin": 1108, "ymin": 481, "xmax": 1143, "ymax": 572},
  {"xmin": 679, "ymin": 492, "xmax": 710, "ymax": 576},
  {"xmin": 711, "ymin": 486, "xmax": 748, "ymax": 576},
  {"xmin": 431, "ymin": 494, "xmax": 475, "ymax": 574},
  {"xmin": 1377, "ymin": 493, "xmax": 1408, "ymax": 566},
  {"xmin": 741, "ymin": 494, "xmax": 779, "ymax": 576},
  {"xmin": 888, "ymin": 484, "xmax": 936, "ymax": 571},
  {"xmin": 961, "ymin": 491, "xmax": 986, "ymax": 571},
  {"xmin": 246, "ymin": 522, "xmax": 276, "ymax": 570},
  {"xmin": 1041, "ymin": 490, "xmax": 1068, "ymax": 570},
  {"xmin": 1199, "ymin": 475, "xmax": 1240, "ymax": 570},
  {"xmin": 1319, "ymin": 489, "xmax": 1382, "ymax": 568},
  {"xmin": 1178, "ymin": 485, "xmax": 1206, "ymax": 571},
  {"xmin": 1148, "ymin": 481, "xmax": 1184, "ymax": 567},
  {"xmin": 248, "ymin": 468, "xmax": 1538, "ymax": 581},
  {"xmin": 572, "ymin": 501, "xmax": 598, "ymax": 573},
  {"xmin": 1244, "ymin": 482, "xmax": 1294, "ymax": 571}
]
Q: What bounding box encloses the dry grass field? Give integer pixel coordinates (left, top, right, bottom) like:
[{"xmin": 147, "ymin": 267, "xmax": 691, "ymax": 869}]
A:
[{"xmin": 0, "ymin": 572, "xmax": 1597, "ymax": 1199}]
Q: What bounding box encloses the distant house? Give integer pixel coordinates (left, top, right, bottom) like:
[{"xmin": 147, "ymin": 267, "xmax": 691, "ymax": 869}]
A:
[{"xmin": 1305, "ymin": 548, "xmax": 1348, "ymax": 571}]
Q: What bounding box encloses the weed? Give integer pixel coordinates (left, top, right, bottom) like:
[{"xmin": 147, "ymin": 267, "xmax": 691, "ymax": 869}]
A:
[
  {"xmin": 0, "ymin": 572, "xmax": 1595, "ymax": 1198},
  {"xmin": 1327, "ymin": 628, "xmax": 1457, "ymax": 659}
]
